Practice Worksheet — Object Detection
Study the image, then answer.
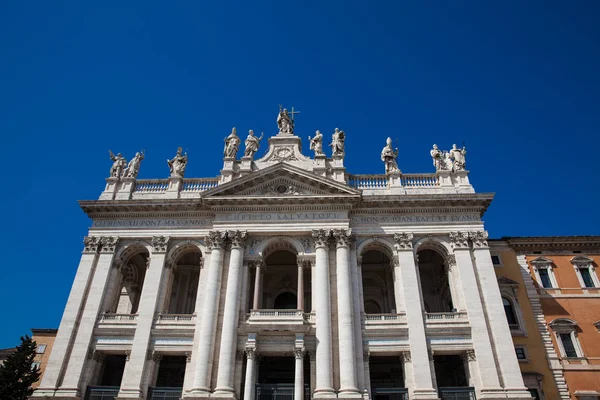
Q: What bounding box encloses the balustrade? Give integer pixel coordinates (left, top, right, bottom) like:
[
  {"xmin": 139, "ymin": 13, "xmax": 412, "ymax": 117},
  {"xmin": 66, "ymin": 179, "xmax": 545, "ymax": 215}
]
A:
[
  {"xmin": 401, "ymin": 173, "xmax": 439, "ymax": 187},
  {"xmin": 181, "ymin": 178, "xmax": 219, "ymax": 192},
  {"xmin": 425, "ymin": 312, "xmax": 467, "ymax": 320},
  {"xmin": 156, "ymin": 313, "xmax": 195, "ymax": 322},
  {"xmin": 98, "ymin": 313, "xmax": 138, "ymax": 322},
  {"xmin": 133, "ymin": 180, "xmax": 169, "ymax": 193},
  {"xmin": 348, "ymin": 174, "xmax": 388, "ymax": 189}
]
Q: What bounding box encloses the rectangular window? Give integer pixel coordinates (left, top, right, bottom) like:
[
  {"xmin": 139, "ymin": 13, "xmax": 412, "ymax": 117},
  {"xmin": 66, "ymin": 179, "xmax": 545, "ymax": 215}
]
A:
[
  {"xmin": 515, "ymin": 347, "xmax": 527, "ymax": 360},
  {"xmin": 538, "ymin": 268, "xmax": 553, "ymax": 288},
  {"xmin": 559, "ymin": 333, "xmax": 578, "ymax": 358},
  {"xmin": 31, "ymin": 361, "xmax": 41, "ymax": 371},
  {"xmin": 527, "ymin": 389, "xmax": 540, "ymax": 400},
  {"xmin": 491, "ymin": 255, "xmax": 501, "ymax": 266},
  {"xmin": 579, "ymin": 267, "xmax": 596, "ymax": 288},
  {"xmin": 36, "ymin": 344, "xmax": 47, "ymax": 354}
]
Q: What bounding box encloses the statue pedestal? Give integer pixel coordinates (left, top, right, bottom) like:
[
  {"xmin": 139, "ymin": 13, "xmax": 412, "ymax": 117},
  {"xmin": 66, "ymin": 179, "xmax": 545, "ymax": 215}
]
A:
[
  {"xmin": 313, "ymin": 155, "xmax": 327, "ymax": 178},
  {"xmin": 452, "ymin": 170, "xmax": 471, "ymax": 189},
  {"xmin": 99, "ymin": 177, "xmax": 120, "ymax": 200},
  {"xmin": 115, "ymin": 177, "xmax": 136, "ymax": 200},
  {"xmin": 220, "ymin": 157, "xmax": 236, "ymax": 183},
  {"xmin": 388, "ymin": 171, "xmax": 402, "ymax": 187},
  {"xmin": 330, "ymin": 154, "xmax": 346, "ymax": 183},
  {"xmin": 437, "ymin": 170, "xmax": 453, "ymax": 188},
  {"xmin": 165, "ymin": 176, "xmax": 182, "ymax": 199},
  {"xmin": 239, "ymin": 156, "xmax": 253, "ymax": 177}
]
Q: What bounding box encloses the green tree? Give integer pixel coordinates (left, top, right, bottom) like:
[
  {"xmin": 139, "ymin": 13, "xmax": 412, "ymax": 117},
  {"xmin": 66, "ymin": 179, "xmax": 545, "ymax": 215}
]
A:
[{"xmin": 0, "ymin": 335, "xmax": 41, "ymax": 400}]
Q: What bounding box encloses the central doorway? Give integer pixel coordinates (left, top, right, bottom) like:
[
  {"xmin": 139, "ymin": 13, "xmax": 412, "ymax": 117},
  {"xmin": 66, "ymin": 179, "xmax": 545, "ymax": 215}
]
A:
[{"xmin": 255, "ymin": 356, "xmax": 309, "ymax": 400}]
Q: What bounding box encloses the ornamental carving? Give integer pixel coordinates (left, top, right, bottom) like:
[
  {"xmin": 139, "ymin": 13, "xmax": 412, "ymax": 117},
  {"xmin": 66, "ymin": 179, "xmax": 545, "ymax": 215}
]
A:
[
  {"xmin": 185, "ymin": 351, "xmax": 192, "ymax": 363},
  {"xmin": 445, "ymin": 254, "xmax": 457, "ymax": 269},
  {"xmin": 152, "ymin": 236, "xmax": 170, "ymax": 253},
  {"xmin": 147, "ymin": 350, "xmax": 162, "ymax": 363},
  {"xmin": 206, "ymin": 231, "xmax": 227, "ymax": 250},
  {"xmin": 100, "ymin": 236, "xmax": 119, "ymax": 253},
  {"xmin": 301, "ymin": 237, "xmax": 312, "ymax": 253},
  {"xmin": 83, "ymin": 236, "xmax": 101, "ymax": 253},
  {"xmin": 464, "ymin": 349, "xmax": 476, "ymax": 361},
  {"xmin": 449, "ymin": 232, "xmax": 469, "ymax": 249},
  {"xmin": 332, "ymin": 229, "xmax": 353, "ymax": 248},
  {"xmin": 393, "ymin": 233, "xmax": 414, "ymax": 250},
  {"xmin": 469, "ymin": 231, "xmax": 489, "ymax": 248},
  {"xmin": 400, "ymin": 351, "xmax": 411, "ymax": 363},
  {"xmin": 245, "ymin": 347, "xmax": 257, "ymax": 360},
  {"xmin": 228, "ymin": 230, "xmax": 248, "ymax": 248},
  {"xmin": 294, "ymin": 348, "xmax": 305, "ymax": 359},
  {"xmin": 311, "ymin": 229, "xmax": 332, "ymax": 248},
  {"xmin": 268, "ymin": 146, "xmax": 298, "ymax": 162}
]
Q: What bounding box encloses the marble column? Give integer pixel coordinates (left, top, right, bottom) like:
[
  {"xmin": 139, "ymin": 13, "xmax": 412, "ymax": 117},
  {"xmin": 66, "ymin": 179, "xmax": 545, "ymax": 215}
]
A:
[
  {"xmin": 252, "ymin": 261, "xmax": 263, "ymax": 310},
  {"xmin": 333, "ymin": 229, "xmax": 360, "ymax": 397},
  {"xmin": 34, "ymin": 237, "xmax": 102, "ymax": 396},
  {"xmin": 391, "ymin": 258, "xmax": 406, "ymax": 313},
  {"xmin": 469, "ymin": 231, "xmax": 531, "ymax": 398},
  {"xmin": 57, "ymin": 237, "xmax": 119, "ymax": 397},
  {"xmin": 118, "ymin": 236, "xmax": 170, "ymax": 399},
  {"xmin": 297, "ymin": 260, "xmax": 305, "ymax": 310},
  {"xmin": 311, "ymin": 229, "xmax": 335, "ymax": 398},
  {"xmin": 393, "ymin": 233, "xmax": 438, "ymax": 400},
  {"xmin": 214, "ymin": 231, "xmax": 248, "ymax": 398},
  {"xmin": 351, "ymin": 248, "xmax": 366, "ymax": 396},
  {"xmin": 294, "ymin": 348, "xmax": 305, "ymax": 400},
  {"xmin": 190, "ymin": 231, "xmax": 227, "ymax": 397},
  {"xmin": 243, "ymin": 348, "xmax": 258, "ymax": 400},
  {"xmin": 449, "ymin": 232, "xmax": 503, "ymax": 396}
]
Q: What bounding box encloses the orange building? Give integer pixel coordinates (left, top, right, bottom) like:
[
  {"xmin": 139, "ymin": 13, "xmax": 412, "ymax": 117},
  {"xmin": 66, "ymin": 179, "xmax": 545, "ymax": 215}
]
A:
[
  {"xmin": 506, "ymin": 236, "xmax": 600, "ymax": 400},
  {"xmin": 31, "ymin": 328, "xmax": 58, "ymax": 389}
]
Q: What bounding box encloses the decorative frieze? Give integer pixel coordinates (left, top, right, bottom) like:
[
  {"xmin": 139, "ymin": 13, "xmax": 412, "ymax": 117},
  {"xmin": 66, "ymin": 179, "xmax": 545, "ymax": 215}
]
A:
[
  {"xmin": 469, "ymin": 231, "xmax": 489, "ymax": 248},
  {"xmin": 206, "ymin": 230, "xmax": 227, "ymax": 250},
  {"xmin": 311, "ymin": 229, "xmax": 331, "ymax": 248},
  {"xmin": 332, "ymin": 229, "xmax": 353, "ymax": 248},
  {"xmin": 152, "ymin": 236, "xmax": 170, "ymax": 253},
  {"xmin": 228, "ymin": 230, "xmax": 248, "ymax": 248},
  {"xmin": 99, "ymin": 236, "xmax": 119, "ymax": 253},
  {"xmin": 83, "ymin": 236, "xmax": 101, "ymax": 253},
  {"xmin": 393, "ymin": 232, "xmax": 414, "ymax": 250},
  {"xmin": 449, "ymin": 232, "xmax": 469, "ymax": 249}
]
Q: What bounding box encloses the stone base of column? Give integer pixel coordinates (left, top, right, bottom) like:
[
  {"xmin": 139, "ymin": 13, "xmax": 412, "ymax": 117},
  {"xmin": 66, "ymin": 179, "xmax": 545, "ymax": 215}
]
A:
[
  {"xmin": 115, "ymin": 387, "xmax": 144, "ymax": 399},
  {"xmin": 50, "ymin": 388, "xmax": 81, "ymax": 399},
  {"xmin": 212, "ymin": 388, "xmax": 238, "ymax": 400},
  {"xmin": 183, "ymin": 388, "xmax": 213, "ymax": 399},
  {"xmin": 479, "ymin": 388, "xmax": 533, "ymax": 400},
  {"xmin": 412, "ymin": 388, "xmax": 440, "ymax": 400},
  {"xmin": 338, "ymin": 389, "xmax": 363, "ymax": 399},
  {"xmin": 313, "ymin": 388, "xmax": 337, "ymax": 398}
]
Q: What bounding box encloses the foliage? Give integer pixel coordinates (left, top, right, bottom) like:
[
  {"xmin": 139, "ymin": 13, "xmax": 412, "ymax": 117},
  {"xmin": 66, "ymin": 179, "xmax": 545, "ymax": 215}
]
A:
[{"xmin": 0, "ymin": 335, "xmax": 41, "ymax": 400}]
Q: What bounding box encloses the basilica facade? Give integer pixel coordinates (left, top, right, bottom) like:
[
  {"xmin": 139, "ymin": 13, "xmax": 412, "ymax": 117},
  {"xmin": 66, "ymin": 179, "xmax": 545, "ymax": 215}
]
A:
[{"xmin": 33, "ymin": 110, "xmax": 534, "ymax": 400}]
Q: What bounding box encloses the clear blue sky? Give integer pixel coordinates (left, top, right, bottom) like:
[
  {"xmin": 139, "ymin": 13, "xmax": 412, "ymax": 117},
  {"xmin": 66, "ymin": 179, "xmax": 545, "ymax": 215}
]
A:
[{"xmin": 0, "ymin": 2, "xmax": 598, "ymax": 347}]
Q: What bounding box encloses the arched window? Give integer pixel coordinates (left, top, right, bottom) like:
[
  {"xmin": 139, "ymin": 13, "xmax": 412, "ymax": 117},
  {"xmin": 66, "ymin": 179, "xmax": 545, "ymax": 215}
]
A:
[
  {"xmin": 502, "ymin": 297, "xmax": 518, "ymax": 328},
  {"xmin": 166, "ymin": 250, "xmax": 202, "ymax": 314},
  {"xmin": 417, "ymin": 249, "xmax": 453, "ymax": 312},
  {"xmin": 361, "ymin": 250, "xmax": 396, "ymax": 314}
]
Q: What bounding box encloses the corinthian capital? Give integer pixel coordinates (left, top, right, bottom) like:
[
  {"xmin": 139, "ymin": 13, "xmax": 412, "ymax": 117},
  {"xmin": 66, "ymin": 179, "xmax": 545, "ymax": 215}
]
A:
[
  {"xmin": 99, "ymin": 236, "xmax": 119, "ymax": 253},
  {"xmin": 449, "ymin": 232, "xmax": 469, "ymax": 249},
  {"xmin": 228, "ymin": 230, "xmax": 248, "ymax": 248},
  {"xmin": 311, "ymin": 229, "xmax": 332, "ymax": 248},
  {"xmin": 393, "ymin": 232, "xmax": 414, "ymax": 250},
  {"xmin": 206, "ymin": 231, "xmax": 227, "ymax": 250},
  {"xmin": 83, "ymin": 236, "xmax": 101, "ymax": 253},
  {"xmin": 332, "ymin": 229, "xmax": 353, "ymax": 248},
  {"xmin": 152, "ymin": 236, "xmax": 170, "ymax": 253},
  {"xmin": 469, "ymin": 231, "xmax": 489, "ymax": 248}
]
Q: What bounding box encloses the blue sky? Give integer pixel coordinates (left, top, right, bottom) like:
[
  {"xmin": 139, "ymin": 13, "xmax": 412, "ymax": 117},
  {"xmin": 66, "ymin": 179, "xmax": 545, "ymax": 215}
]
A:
[{"xmin": 0, "ymin": 2, "xmax": 598, "ymax": 347}]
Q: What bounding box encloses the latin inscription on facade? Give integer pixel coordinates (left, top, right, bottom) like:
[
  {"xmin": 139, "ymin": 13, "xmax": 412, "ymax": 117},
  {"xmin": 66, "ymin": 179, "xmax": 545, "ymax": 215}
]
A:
[
  {"xmin": 350, "ymin": 213, "xmax": 480, "ymax": 225},
  {"xmin": 216, "ymin": 212, "xmax": 347, "ymax": 222},
  {"xmin": 92, "ymin": 218, "xmax": 212, "ymax": 228}
]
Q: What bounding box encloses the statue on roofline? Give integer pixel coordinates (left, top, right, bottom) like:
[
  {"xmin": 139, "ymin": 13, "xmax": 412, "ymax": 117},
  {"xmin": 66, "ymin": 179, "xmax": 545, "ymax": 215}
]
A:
[
  {"xmin": 167, "ymin": 147, "xmax": 188, "ymax": 178},
  {"xmin": 224, "ymin": 127, "xmax": 241, "ymax": 159},
  {"xmin": 309, "ymin": 130, "xmax": 325, "ymax": 156},
  {"xmin": 330, "ymin": 128, "xmax": 345, "ymax": 156},
  {"xmin": 244, "ymin": 130, "xmax": 264, "ymax": 159},
  {"xmin": 277, "ymin": 106, "xmax": 293, "ymax": 135},
  {"xmin": 108, "ymin": 150, "xmax": 127, "ymax": 179},
  {"xmin": 381, "ymin": 137, "xmax": 400, "ymax": 174},
  {"xmin": 124, "ymin": 151, "xmax": 145, "ymax": 178}
]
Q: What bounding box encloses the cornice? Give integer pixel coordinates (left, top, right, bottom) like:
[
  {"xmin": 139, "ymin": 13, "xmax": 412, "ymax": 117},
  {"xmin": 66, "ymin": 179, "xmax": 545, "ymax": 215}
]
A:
[{"xmin": 503, "ymin": 236, "xmax": 600, "ymax": 252}]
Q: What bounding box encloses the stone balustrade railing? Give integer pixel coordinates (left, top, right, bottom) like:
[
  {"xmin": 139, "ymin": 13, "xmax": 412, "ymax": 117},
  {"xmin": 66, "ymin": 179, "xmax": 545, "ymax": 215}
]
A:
[
  {"xmin": 365, "ymin": 313, "xmax": 406, "ymax": 321},
  {"xmin": 425, "ymin": 311, "xmax": 468, "ymax": 320},
  {"xmin": 348, "ymin": 174, "xmax": 389, "ymax": 189},
  {"xmin": 181, "ymin": 178, "xmax": 219, "ymax": 192},
  {"xmin": 98, "ymin": 313, "xmax": 138, "ymax": 322},
  {"xmin": 348, "ymin": 173, "xmax": 441, "ymax": 189},
  {"xmin": 156, "ymin": 313, "xmax": 196, "ymax": 322},
  {"xmin": 133, "ymin": 180, "xmax": 169, "ymax": 193},
  {"xmin": 401, "ymin": 173, "xmax": 439, "ymax": 187},
  {"xmin": 248, "ymin": 309, "xmax": 304, "ymax": 318}
]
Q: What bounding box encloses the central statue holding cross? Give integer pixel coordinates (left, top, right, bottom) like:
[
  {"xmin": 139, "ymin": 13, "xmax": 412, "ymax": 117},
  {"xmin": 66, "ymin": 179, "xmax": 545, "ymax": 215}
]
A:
[{"xmin": 277, "ymin": 105, "xmax": 299, "ymax": 135}]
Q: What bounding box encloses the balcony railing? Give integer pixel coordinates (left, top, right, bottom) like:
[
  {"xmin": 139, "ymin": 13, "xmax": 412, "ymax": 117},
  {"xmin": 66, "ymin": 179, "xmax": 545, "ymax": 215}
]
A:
[
  {"xmin": 97, "ymin": 314, "xmax": 138, "ymax": 326},
  {"xmin": 401, "ymin": 173, "xmax": 439, "ymax": 187},
  {"xmin": 85, "ymin": 386, "xmax": 119, "ymax": 400},
  {"xmin": 348, "ymin": 174, "xmax": 388, "ymax": 189},
  {"xmin": 371, "ymin": 387, "xmax": 409, "ymax": 400},
  {"xmin": 438, "ymin": 387, "xmax": 476, "ymax": 400},
  {"xmin": 156, "ymin": 313, "xmax": 195, "ymax": 322},
  {"xmin": 148, "ymin": 387, "xmax": 183, "ymax": 400},
  {"xmin": 365, "ymin": 313, "xmax": 406, "ymax": 322},
  {"xmin": 246, "ymin": 309, "xmax": 306, "ymax": 325},
  {"xmin": 364, "ymin": 313, "xmax": 407, "ymax": 328},
  {"xmin": 133, "ymin": 179, "xmax": 169, "ymax": 194},
  {"xmin": 425, "ymin": 311, "xmax": 468, "ymax": 321},
  {"xmin": 181, "ymin": 178, "xmax": 219, "ymax": 192},
  {"xmin": 256, "ymin": 383, "xmax": 309, "ymax": 400}
]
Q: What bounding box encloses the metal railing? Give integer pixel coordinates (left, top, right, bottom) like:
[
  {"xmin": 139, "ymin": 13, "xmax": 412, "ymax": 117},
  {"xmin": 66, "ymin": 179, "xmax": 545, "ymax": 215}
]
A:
[
  {"xmin": 148, "ymin": 387, "xmax": 183, "ymax": 400},
  {"xmin": 85, "ymin": 386, "xmax": 119, "ymax": 400},
  {"xmin": 256, "ymin": 383, "xmax": 310, "ymax": 400},
  {"xmin": 439, "ymin": 387, "xmax": 476, "ymax": 400},
  {"xmin": 371, "ymin": 387, "xmax": 409, "ymax": 400}
]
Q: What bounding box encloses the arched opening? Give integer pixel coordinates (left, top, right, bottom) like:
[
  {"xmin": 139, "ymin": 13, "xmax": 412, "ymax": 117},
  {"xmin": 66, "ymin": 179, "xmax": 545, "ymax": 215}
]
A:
[
  {"xmin": 417, "ymin": 249, "xmax": 453, "ymax": 313},
  {"xmin": 361, "ymin": 250, "xmax": 396, "ymax": 314},
  {"xmin": 255, "ymin": 250, "xmax": 310, "ymax": 310},
  {"xmin": 273, "ymin": 292, "xmax": 297, "ymax": 309},
  {"xmin": 165, "ymin": 249, "xmax": 202, "ymax": 314},
  {"xmin": 112, "ymin": 250, "xmax": 149, "ymax": 314}
]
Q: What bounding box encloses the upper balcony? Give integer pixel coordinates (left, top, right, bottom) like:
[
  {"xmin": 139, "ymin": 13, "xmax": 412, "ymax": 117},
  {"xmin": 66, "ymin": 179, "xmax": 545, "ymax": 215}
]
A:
[{"xmin": 424, "ymin": 311, "xmax": 470, "ymax": 335}]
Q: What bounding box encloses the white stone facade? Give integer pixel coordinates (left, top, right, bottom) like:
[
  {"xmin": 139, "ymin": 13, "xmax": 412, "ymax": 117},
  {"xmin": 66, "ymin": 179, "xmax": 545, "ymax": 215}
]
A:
[{"xmin": 34, "ymin": 126, "xmax": 533, "ymax": 400}]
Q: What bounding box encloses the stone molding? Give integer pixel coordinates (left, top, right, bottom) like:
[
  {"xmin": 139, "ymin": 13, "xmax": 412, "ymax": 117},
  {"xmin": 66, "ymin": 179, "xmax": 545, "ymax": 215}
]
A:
[
  {"xmin": 228, "ymin": 230, "xmax": 248, "ymax": 248},
  {"xmin": 332, "ymin": 228, "xmax": 353, "ymax": 248},
  {"xmin": 206, "ymin": 230, "xmax": 227, "ymax": 250},
  {"xmin": 99, "ymin": 236, "xmax": 119, "ymax": 253},
  {"xmin": 393, "ymin": 232, "xmax": 414, "ymax": 250},
  {"xmin": 399, "ymin": 350, "xmax": 411, "ymax": 363},
  {"xmin": 463, "ymin": 349, "xmax": 476, "ymax": 361},
  {"xmin": 449, "ymin": 232, "xmax": 470, "ymax": 249},
  {"xmin": 83, "ymin": 236, "xmax": 102, "ymax": 253},
  {"xmin": 294, "ymin": 348, "xmax": 305, "ymax": 359},
  {"xmin": 147, "ymin": 350, "xmax": 162, "ymax": 363},
  {"xmin": 244, "ymin": 347, "xmax": 258, "ymax": 360},
  {"xmin": 469, "ymin": 231, "xmax": 489, "ymax": 248},
  {"xmin": 311, "ymin": 229, "xmax": 332, "ymax": 248},
  {"xmin": 151, "ymin": 235, "xmax": 170, "ymax": 253}
]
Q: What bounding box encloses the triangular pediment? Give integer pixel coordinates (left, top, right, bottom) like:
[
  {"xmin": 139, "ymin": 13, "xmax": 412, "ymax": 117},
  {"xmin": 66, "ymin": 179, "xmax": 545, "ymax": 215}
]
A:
[
  {"xmin": 201, "ymin": 163, "xmax": 361, "ymax": 201},
  {"xmin": 497, "ymin": 276, "xmax": 520, "ymax": 286}
]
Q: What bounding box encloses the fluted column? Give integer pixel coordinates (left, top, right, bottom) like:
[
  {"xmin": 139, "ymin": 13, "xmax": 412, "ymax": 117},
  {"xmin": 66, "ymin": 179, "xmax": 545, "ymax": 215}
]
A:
[
  {"xmin": 312, "ymin": 229, "xmax": 335, "ymax": 398},
  {"xmin": 393, "ymin": 233, "xmax": 438, "ymax": 400},
  {"xmin": 449, "ymin": 232, "xmax": 502, "ymax": 395},
  {"xmin": 294, "ymin": 348, "xmax": 305, "ymax": 400},
  {"xmin": 190, "ymin": 231, "xmax": 227, "ymax": 397},
  {"xmin": 243, "ymin": 348, "xmax": 258, "ymax": 400},
  {"xmin": 351, "ymin": 247, "xmax": 366, "ymax": 396},
  {"xmin": 297, "ymin": 260, "xmax": 305, "ymax": 310},
  {"xmin": 252, "ymin": 261, "xmax": 263, "ymax": 310},
  {"xmin": 333, "ymin": 229, "xmax": 361, "ymax": 397},
  {"xmin": 34, "ymin": 237, "xmax": 102, "ymax": 396},
  {"xmin": 214, "ymin": 231, "xmax": 248, "ymax": 398},
  {"xmin": 469, "ymin": 231, "xmax": 531, "ymax": 398},
  {"xmin": 118, "ymin": 236, "xmax": 170, "ymax": 399}
]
